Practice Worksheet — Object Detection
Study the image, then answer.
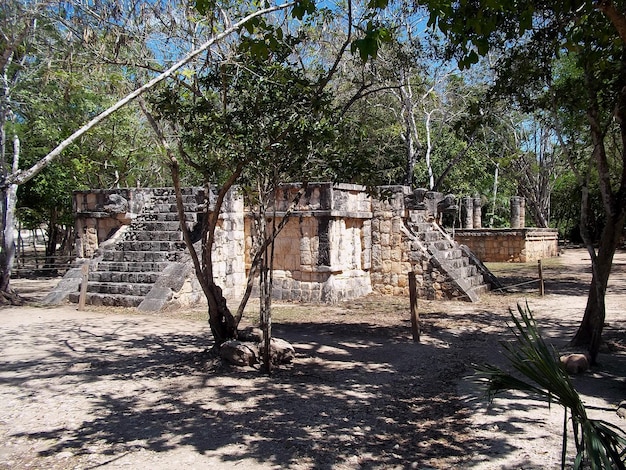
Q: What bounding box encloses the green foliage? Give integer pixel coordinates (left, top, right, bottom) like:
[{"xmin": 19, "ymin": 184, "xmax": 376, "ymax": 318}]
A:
[
  {"xmin": 291, "ymin": 0, "xmax": 316, "ymax": 20},
  {"xmin": 1, "ymin": 1, "xmax": 166, "ymax": 251},
  {"xmin": 351, "ymin": 21, "xmax": 393, "ymax": 61},
  {"xmin": 193, "ymin": 0, "xmax": 216, "ymax": 16},
  {"xmin": 323, "ymin": 107, "xmax": 406, "ymax": 186},
  {"xmin": 151, "ymin": 53, "xmax": 337, "ymax": 188},
  {"xmin": 476, "ymin": 303, "xmax": 626, "ymax": 469}
]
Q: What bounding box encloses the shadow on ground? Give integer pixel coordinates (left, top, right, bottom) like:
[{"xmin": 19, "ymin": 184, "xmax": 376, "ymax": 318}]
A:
[{"xmin": 2, "ymin": 305, "xmax": 621, "ymax": 469}]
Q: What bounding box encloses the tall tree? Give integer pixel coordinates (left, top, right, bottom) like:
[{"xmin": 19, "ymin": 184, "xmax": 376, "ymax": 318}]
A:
[
  {"xmin": 423, "ymin": 0, "xmax": 626, "ymax": 363},
  {"xmin": 146, "ymin": 0, "xmax": 394, "ymax": 351}
]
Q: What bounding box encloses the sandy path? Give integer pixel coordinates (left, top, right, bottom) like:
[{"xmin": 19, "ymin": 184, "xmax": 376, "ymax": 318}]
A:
[{"xmin": 0, "ymin": 248, "xmax": 624, "ymax": 469}]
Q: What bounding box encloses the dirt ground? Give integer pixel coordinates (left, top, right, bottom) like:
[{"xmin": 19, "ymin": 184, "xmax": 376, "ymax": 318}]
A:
[{"xmin": 0, "ymin": 247, "xmax": 624, "ymax": 469}]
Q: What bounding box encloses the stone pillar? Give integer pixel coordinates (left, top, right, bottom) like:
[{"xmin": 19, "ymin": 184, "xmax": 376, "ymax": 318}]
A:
[
  {"xmin": 510, "ymin": 196, "xmax": 526, "ymax": 228},
  {"xmin": 462, "ymin": 196, "xmax": 474, "ymax": 229},
  {"xmin": 473, "ymin": 197, "xmax": 482, "ymax": 229}
]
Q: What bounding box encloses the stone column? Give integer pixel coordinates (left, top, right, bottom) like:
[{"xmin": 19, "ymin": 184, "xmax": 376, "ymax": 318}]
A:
[
  {"xmin": 510, "ymin": 196, "xmax": 526, "ymax": 228},
  {"xmin": 473, "ymin": 197, "xmax": 482, "ymax": 229},
  {"xmin": 462, "ymin": 196, "xmax": 474, "ymax": 229}
]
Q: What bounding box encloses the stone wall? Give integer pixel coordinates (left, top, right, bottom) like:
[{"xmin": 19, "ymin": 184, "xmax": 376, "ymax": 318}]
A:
[
  {"xmin": 73, "ymin": 189, "xmax": 152, "ymax": 257},
  {"xmin": 207, "ymin": 189, "xmax": 246, "ymax": 300},
  {"xmin": 454, "ymin": 228, "xmax": 559, "ymax": 262},
  {"xmin": 368, "ymin": 186, "xmax": 473, "ymax": 299},
  {"xmin": 370, "ymin": 186, "xmax": 412, "ymax": 296},
  {"xmin": 255, "ymin": 183, "xmax": 373, "ymax": 302}
]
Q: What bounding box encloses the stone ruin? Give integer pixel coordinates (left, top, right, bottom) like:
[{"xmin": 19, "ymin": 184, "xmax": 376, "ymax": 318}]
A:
[
  {"xmin": 46, "ymin": 183, "xmax": 500, "ymax": 311},
  {"xmin": 455, "ymin": 195, "xmax": 559, "ymax": 263}
]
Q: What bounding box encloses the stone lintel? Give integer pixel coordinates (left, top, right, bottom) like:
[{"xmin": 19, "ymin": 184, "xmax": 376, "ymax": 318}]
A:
[
  {"xmin": 455, "ymin": 228, "xmax": 558, "ymax": 238},
  {"xmin": 300, "ymin": 265, "xmax": 345, "ymax": 273},
  {"xmin": 269, "ymin": 210, "xmax": 373, "ymax": 219}
]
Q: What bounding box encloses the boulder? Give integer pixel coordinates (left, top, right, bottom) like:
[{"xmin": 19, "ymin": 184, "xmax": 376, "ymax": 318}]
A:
[
  {"xmin": 220, "ymin": 340, "xmax": 259, "ymax": 366},
  {"xmin": 238, "ymin": 326, "xmax": 263, "ymax": 342},
  {"xmin": 260, "ymin": 337, "xmax": 295, "ymax": 365},
  {"xmin": 559, "ymin": 353, "xmax": 590, "ymax": 374}
]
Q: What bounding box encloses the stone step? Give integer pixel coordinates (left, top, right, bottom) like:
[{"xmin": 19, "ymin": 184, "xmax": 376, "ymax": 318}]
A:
[
  {"xmin": 462, "ymin": 265, "xmax": 477, "ymax": 278},
  {"xmin": 433, "ymin": 240, "xmax": 456, "ymax": 251},
  {"xmin": 95, "ymin": 261, "xmax": 172, "ymax": 272},
  {"xmin": 158, "ymin": 212, "xmax": 200, "ymax": 222},
  {"xmin": 87, "ymin": 281, "xmax": 153, "ymax": 296},
  {"xmin": 471, "ymin": 283, "xmax": 490, "ymax": 296},
  {"xmin": 68, "ymin": 292, "xmax": 144, "ymax": 308},
  {"xmin": 90, "ymin": 271, "xmax": 161, "ymax": 284},
  {"xmin": 153, "ymin": 202, "xmax": 201, "ymax": 213},
  {"xmin": 421, "ymin": 231, "xmax": 444, "ymax": 242},
  {"xmin": 137, "ymin": 204, "xmax": 197, "ymax": 221},
  {"xmin": 151, "ymin": 187, "xmax": 202, "ymax": 197},
  {"xmin": 412, "ymin": 222, "xmax": 433, "ymax": 233},
  {"xmin": 101, "ymin": 250, "xmax": 183, "ymax": 263},
  {"xmin": 471, "ymin": 273, "xmax": 487, "ymax": 287},
  {"xmin": 115, "ymin": 240, "xmax": 187, "ymax": 252},
  {"xmin": 434, "ymin": 248, "xmax": 462, "ymax": 259},
  {"xmin": 152, "ymin": 193, "xmax": 202, "ymax": 204},
  {"xmin": 126, "ymin": 231, "xmax": 183, "ymax": 242},
  {"xmin": 446, "ymin": 257, "xmax": 469, "ymax": 269},
  {"xmin": 135, "ymin": 215, "xmax": 197, "ymax": 226},
  {"xmin": 449, "ymin": 266, "xmax": 483, "ymax": 286},
  {"xmin": 130, "ymin": 220, "xmax": 187, "ymax": 231}
]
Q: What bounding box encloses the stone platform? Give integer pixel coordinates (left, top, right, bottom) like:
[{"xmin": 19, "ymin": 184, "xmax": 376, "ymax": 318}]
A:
[
  {"xmin": 454, "ymin": 228, "xmax": 559, "ymax": 262},
  {"xmin": 46, "ymin": 184, "xmax": 498, "ymax": 311}
]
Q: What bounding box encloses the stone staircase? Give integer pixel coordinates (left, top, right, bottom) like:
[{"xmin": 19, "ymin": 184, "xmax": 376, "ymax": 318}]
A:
[
  {"xmin": 68, "ymin": 188, "xmax": 203, "ymax": 309},
  {"xmin": 404, "ymin": 214, "xmax": 494, "ymax": 301}
]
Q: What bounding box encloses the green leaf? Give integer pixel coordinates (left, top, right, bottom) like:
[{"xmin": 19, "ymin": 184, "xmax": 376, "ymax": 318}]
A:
[
  {"xmin": 194, "ymin": 0, "xmax": 215, "ymax": 16},
  {"xmin": 292, "ymin": 0, "xmax": 315, "ymax": 20},
  {"xmin": 367, "ymin": 0, "xmax": 389, "ymax": 9},
  {"xmin": 351, "ymin": 23, "xmax": 393, "ymax": 62}
]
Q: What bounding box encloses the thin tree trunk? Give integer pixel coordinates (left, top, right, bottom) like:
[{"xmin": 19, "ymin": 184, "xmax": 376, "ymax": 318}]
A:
[
  {"xmin": 1, "ymin": 135, "xmax": 20, "ymax": 300},
  {"xmin": 571, "ymin": 210, "xmax": 625, "ymax": 363},
  {"xmin": 142, "ymin": 103, "xmax": 239, "ymax": 347},
  {"xmin": 570, "ymin": 64, "xmax": 626, "ymax": 363}
]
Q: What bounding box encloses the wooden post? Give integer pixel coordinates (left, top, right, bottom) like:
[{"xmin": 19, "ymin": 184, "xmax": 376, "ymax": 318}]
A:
[
  {"xmin": 537, "ymin": 259, "xmax": 545, "ymax": 296},
  {"xmin": 409, "ymin": 272, "xmax": 420, "ymax": 342},
  {"xmin": 78, "ymin": 263, "xmax": 89, "ymax": 311}
]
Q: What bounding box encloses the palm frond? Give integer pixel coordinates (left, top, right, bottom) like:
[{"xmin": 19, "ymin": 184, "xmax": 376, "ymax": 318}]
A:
[{"xmin": 474, "ymin": 302, "xmax": 626, "ymax": 469}]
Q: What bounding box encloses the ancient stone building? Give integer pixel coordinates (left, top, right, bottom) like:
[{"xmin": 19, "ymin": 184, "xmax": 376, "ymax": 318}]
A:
[
  {"xmin": 455, "ymin": 196, "xmax": 559, "ymax": 263},
  {"xmin": 46, "ymin": 183, "xmax": 499, "ymax": 311}
]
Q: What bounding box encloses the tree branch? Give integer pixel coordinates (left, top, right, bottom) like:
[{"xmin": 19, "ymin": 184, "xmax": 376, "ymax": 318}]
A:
[
  {"xmin": 596, "ymin": 0, "xmax": 626, "ymax": 45},
  {"xmin": 3, "ymin": 2, "xmax": 294, "ymax": 188}
]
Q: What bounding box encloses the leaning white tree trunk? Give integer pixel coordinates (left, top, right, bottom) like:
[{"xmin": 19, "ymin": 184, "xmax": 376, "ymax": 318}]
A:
[
  {"xmin": 0, "ymin": 135, "xmax": 19, "ymax": 294},
  {"xmin": 3, "ymin": 2, "xmax": 293, "ymax": 188}
]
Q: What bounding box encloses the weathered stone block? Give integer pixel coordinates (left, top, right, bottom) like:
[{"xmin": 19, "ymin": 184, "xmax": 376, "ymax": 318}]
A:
[
  {"xmin": 560, "ymin": 353, "xmax": 590, "ymax": 374},
  {"xmin": 220, "ymin": 340, "xmax": 259, "ymax": 366},
  {"xmin": 260, "ymin": 338, "xmax": 295, "ymax": 365}
]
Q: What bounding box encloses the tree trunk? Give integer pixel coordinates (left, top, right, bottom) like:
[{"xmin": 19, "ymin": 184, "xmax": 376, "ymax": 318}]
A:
[
  {"xmin": 44, "ymin": 208, "xmax": 60, "ymax": 275},
  {"xmin": 570, "ymin": 62, "xmax": 626, "ymax": 365},
  {"xmin": 206, "ymin": 283, "xmax": 238, "ymax": 346},
  {"xmin": 571, "ymin": 211, "xmax": 624, "ymax": 363},
  {"xmin": 0, "ymin": 135, "xmax": 21, "ymax": 302}
]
